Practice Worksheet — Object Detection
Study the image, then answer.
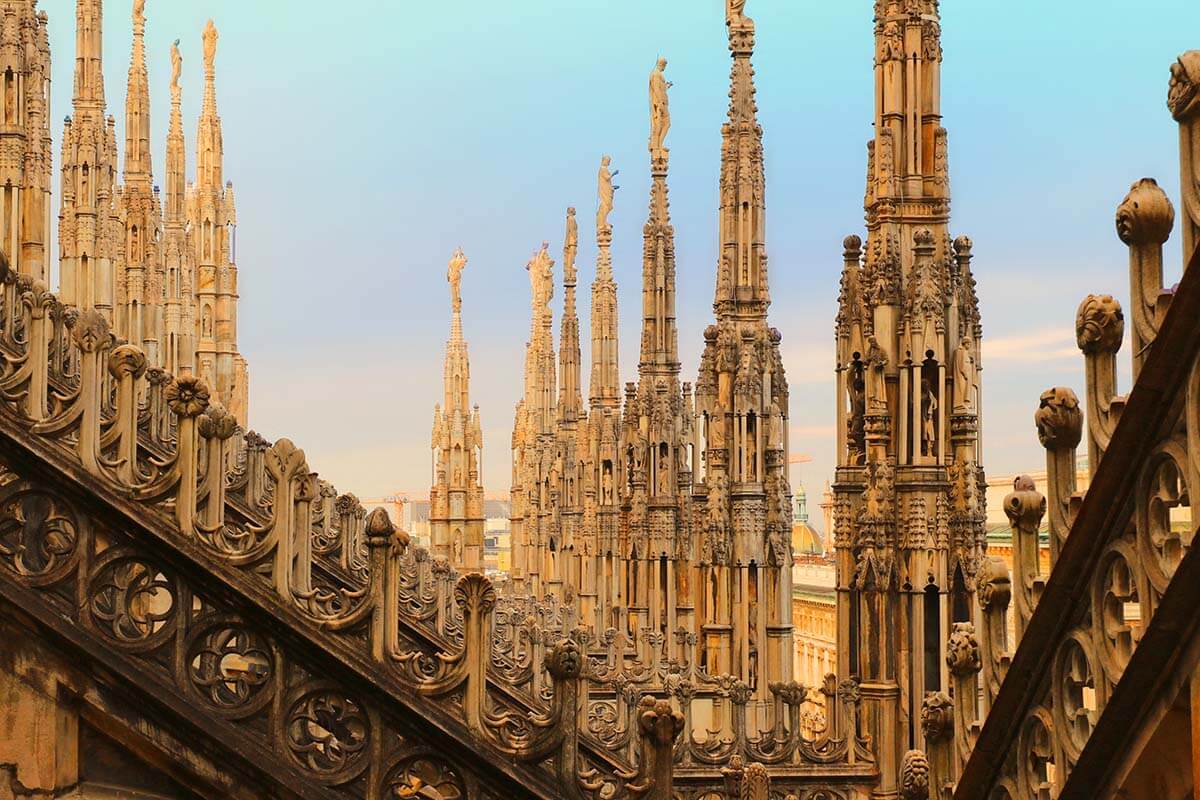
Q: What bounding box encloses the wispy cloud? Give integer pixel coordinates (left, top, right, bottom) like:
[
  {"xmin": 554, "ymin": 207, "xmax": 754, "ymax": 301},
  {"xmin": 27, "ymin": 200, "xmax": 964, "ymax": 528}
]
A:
[
  {"xmin": 983, "ymin": 328, "xmax": 1080, "ymax": 363},
  {"xmin": 791, "ymin": 424, "xmax": 836, "ymax": 438}
]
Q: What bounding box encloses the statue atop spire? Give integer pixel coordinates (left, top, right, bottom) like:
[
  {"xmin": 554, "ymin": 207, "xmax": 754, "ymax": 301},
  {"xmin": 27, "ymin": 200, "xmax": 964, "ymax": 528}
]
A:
[
  {"xmin": 563, "ymin": 207, "xmax": 578, "ymax": 284},
  {"xmin": 203, "ymin": 19, "xmax": 218, "ymax": 75},
  {"xmin": 726, "ymin": 0, "xmax": 751, "ymax": 27},
  {"xmin": 133, "ymin": 0, "xmax": 146, "ymax": 30},
  {"xmin": 649, "ymin": 58, "xmax": 672, "ymax": 153},
  {"xmin": 597, "ymin": 155, "xmax": 618, "ymax": 231},
  {"xmin": 171, "ymin": 39, "xmax": 182, "ymax": 90},
  {"xmin": 448, "ymin": 248, "xmax": 467, "ymax": 313}
]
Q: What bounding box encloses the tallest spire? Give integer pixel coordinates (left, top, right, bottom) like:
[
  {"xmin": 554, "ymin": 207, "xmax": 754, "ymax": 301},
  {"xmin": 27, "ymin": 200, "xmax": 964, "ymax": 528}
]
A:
[
  {"xmin": 73, "ymin": 0, "xmax": 105, "ymax": 112},
  {"xmin": 197, "ymin": 19, "xmax": 223, "ymax": 193},
  {"xmin": 124, "ymin": 0, "xmax": 151, "ymax": 183},
  {"xmin": 714, "ymin": 0, "xmax": 768, "ymax": 316}
]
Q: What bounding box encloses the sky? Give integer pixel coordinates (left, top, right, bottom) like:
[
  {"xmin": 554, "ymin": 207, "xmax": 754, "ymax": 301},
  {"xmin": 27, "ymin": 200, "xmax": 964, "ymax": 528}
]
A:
[{"xmin": 44, "ymin": 0, "xmax": 1200, "ymax": 526}]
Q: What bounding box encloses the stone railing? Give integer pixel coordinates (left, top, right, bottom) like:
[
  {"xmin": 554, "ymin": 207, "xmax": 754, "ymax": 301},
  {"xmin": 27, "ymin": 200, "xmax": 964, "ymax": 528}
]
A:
[
  {"xmin": 0, "ymin": 254, "xmax": 877, "ymax": 798},
  {"xmin": 899, "ymin": 53, "xmax": 1200, "ymax": 799}
]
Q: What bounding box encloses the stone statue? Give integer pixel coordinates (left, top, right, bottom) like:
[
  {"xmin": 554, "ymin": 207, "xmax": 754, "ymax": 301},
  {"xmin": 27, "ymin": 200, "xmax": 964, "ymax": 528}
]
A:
[
  {"xmin": 202, "ymin": 19, "xmax": 218, "ymax": 73},
  {"xmin": 447, "ymin": 248, "xmax": 467, "ymax": 312},
  {"xmin": 597, "ymin": 156, "xmax": 618, "ymax": 230},
  {"xmin": 952, "ymin": 336, "xmax": 976, "ymax": 413},
  {"xmin": 170, "ymin": 39, "xmax": 182, "ymax": 90},
  {"xmin": 727, "ymin": 0, "xmax": 749, "ymax": 26},
  {"xmin": 921, "ymin": 379, "xmax": 937, "ymax": 457},
  {"xmin": 865, "ymin": 336, "xmax": 888, "ymax": 413},
  {"xmin": 133, "ymin": 0, "xmax": 145, "ymax": 27},
  {"xmin": 649, "ymin": 58, "xmax": 672, "ymax": 152},
  {"xmin": 1170, "ymin": 51, "xmax": 1200, "ymax": 262},
  {"xmin": 564, "ymin": 207, "xmax": 578, "ymax": 282},
  {"xmin": 526, "ymin": 243, "xmax": 554, "ymax": 313}
]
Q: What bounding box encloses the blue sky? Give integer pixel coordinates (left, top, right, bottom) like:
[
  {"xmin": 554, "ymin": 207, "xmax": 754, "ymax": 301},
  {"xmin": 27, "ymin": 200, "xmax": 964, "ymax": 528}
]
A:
[{"xmin": 46, "ymin": 1, "xmax": 1200, "ymax": 521}]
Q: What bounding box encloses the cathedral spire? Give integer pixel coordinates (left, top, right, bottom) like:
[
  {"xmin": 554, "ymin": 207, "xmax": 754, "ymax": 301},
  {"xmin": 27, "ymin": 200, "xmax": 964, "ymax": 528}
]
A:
[
  {"xmin": 196, "ymin": 19, "xmax": 223, "ymax": 197},
  {"xmin": 589, "ymin": 155, "xmax": 620, "ymax": 411},
  {"xmin": 559, "ymin": 208, "xmax": 583, "ymax": 423},
  {"xmin": 123, "ymin": 0, "xmax": 151, "ymax": 185},
  {"xmin": 639, "ymin": 59, "xmax": 679, "ymax": 377},
  {"xmin": 165, "ymin": 41, "xmax": 185, "ymax": 226},
  {"xmin": 60, "ymin": 0, "xmax": 118, "ymax": 317},
  {"xmin": 714, "ymin": 2, "xmax": 768, "ymax": 316},
  {"xmin": 431, "ymin": 248, "xmax": 485, "ymax": 569},
  {"xmin": 73, "ymin": 0, "xmax": 105, "ymax": 113}
]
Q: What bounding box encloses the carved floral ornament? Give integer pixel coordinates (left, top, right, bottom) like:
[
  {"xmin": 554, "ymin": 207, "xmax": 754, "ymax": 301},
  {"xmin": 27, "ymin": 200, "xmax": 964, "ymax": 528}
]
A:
[
  {"xmin": 165, "ymin": 374, "xmax": 211, "ymax": 417},
  {"xmin": 1168, "ymin": 50, "xmax": 1200, "ymax": 122},
  {"xmin": 1075, "ymin": 294, "xmax": 1125, "ymax": 355},
  {"xmin": 1115, "ymin": 178, "xmax": 1175, "ymax": 246},
  {"xmin": 1035, "ymin": 387, "xmax": 1083, "ymax": 450}
]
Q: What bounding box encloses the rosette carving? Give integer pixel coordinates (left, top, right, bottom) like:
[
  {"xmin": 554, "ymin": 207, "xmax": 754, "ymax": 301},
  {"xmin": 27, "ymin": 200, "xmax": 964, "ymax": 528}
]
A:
[{"xmin": 165, "ymin": 374, "xmax": 211, "ymax": 418}]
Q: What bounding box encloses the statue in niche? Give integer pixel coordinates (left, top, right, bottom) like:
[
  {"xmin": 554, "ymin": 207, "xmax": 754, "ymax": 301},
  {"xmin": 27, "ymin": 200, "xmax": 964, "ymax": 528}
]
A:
[
  {"xmin": 201, "ymin": 304, "xmax": 212, "ymax": 338},
  {"xmin": 847, "ymin": 363, "xmax": 866, "ymax": 462},
  {"xmin": 170, "ymin": 40, "xmax": 182, "ymax": 90},
  {"xmin": 648, "ymin": 58, "xmax": 672, "ymax": 152},
  {"xmin": 658, "ymin": 454, "xmax": 670, "ymax": 495},
  {"xmin": 921, "ymin": 379, "xmax": 937, "ymax": 457},
  {"xmin": 597, "ymin": 155, "xmax": 618, "ymax": 230},
  {"xmin": 745, "ymin": 419, "xmax": 758, "ymax": 480},
  {"xmin": 601, "ymin": 462, "xmax": 614, "ymax": 505},
  {"xmin": 952, "ymin": 336, "xmax": 976, "ymax": 413},
  {"xmin": 447, "ymin": 248, "xmax": 467, "ymax": 312},
  {"xmin": 708, "ymin": 413, "xmax": 726, "ymax": 451},
  {"xmin": 452, "ymin": 531, "xmax": 463, "ymax": 563},
  {"xmin": 865, "ymin": 336, "xmax": 888, "ymax": 413}
]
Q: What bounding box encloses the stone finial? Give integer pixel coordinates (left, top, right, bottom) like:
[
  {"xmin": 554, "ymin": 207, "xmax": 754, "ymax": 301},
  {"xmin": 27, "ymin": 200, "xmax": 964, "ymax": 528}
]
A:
[
  {"xmin": 107, "ymin": 344, "xmax": 148, "ymax": 379},
  {"xmin": 1035, "ymin": 387, "xmax": 1083, "ymax": 450},
  {"xmin": 1116, "ymin": 178, "xmax": 1175, "ymax": 245},
  {"xmin": 544, "ymin": 638, "xmax": 583, "ymax": 680},
  {"xmin": 72, "ymin": 309, "xmax": 110, "ymax": 353},
  {"xmin": 843, "ymin": 235, "xmax": 862, "ymax": 260},
  {"xmin": 920, "ymin": 691, "xmax": 953, "ymax": 741},
  {"xmin": 945, "ymin": 622, "xmax": 981, "ymax": 676},
  {"xmin": 899, "ymin": 750, "xmax": 931, "ymax": 800},
  {"xmin": 165, "ymin": 374, "xmax": 211, "ymax": 418},
  {"xmin": 365, "ymin": 507, "xmax": 395, "ymax": 543},
  {"xmin": 1075, "ymin": 294, "xmax": 1125, "ymax": 354},
  {"xmin": 637, "ymin": 695, "xmax": 685, "ymax": 745},
  {"xmin": 453, "ymin": 573, "xmax": 496, "ymax": 616},
  {"xmin": 198, "ymin": 403, "xmax": 237, "ymax": 440},
  {"xmin": 1168, "ymin": 51, "xmax": 1200, "ymax": 121},
  {"xmin": 953, "ymin": 235, "xmax": 974, "ymax": 259},
  {"xmin": 1004, "ymin": 475, "xmax": 1046, "ymax": 533},
  {"xmin": 977, "ymin": 555, "xmax": 1012, "ymax": 611}
]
